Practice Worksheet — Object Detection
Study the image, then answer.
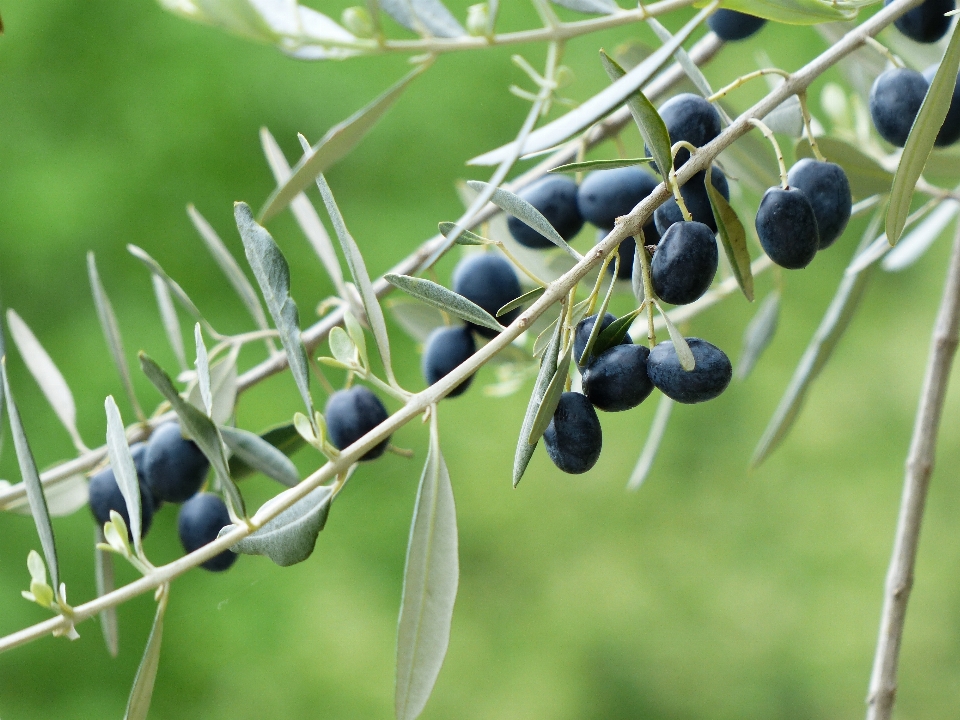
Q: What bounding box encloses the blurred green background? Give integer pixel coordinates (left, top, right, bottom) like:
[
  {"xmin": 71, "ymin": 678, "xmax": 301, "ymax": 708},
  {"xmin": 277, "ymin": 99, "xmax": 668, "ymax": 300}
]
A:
[{"xmin": 2, "ymin": 1, "xmax": 960, "ymax": 718}]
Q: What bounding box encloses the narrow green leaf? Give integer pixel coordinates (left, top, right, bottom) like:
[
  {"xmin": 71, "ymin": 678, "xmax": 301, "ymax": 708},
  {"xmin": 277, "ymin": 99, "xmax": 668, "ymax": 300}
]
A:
[
  {"xmin": 468, "ymin": 6, "xmax": 715, "ymax": 165},
  {"xmin": 466, "ymin": 181, "xmax": 583, "ymax": 260},
  {"xmin": 655, "ymin": 303, "xmax": 695, "ymax": 371},
  {"xmin": 124, "ymin": 594, "xmax": 167, "ymax": 720},
  {"xmin": 6, "ymin": 309, "xmax": 86, "ymax": 452},
  {"xmin": 551, "ymin": 0, "xmax": 619, "ymax": 13},
  {"xmin": 187, "ymin": 204, "xmax": 272, "ymax": 336},
  {"xmin": 229, "ymin": 422, "xmax": 305, "ymax": 480},
  {"xmin": 234, "ymin": 203, "xmax": 314, "ymax": 425},
  {"xmin": 186, "ymin": 345, "xmax": 238, "ymax": 427},
  {"xmin": 593, "ymin": 307, "xmax": 644, "ymax": 357},
  {"xmin": 220, "ymin": 426, "xmax": 301, "ymax": 488},
  {"xmin": 258, "ymin": 128, "xmax": 350, "ymax": 304},
  {"xmin": 224, "ymin": 485, "xmax": 332, "ymax": 566},
  {"xmin": 128, "ymin": 245, "xmax": 219, "ymax": 338},
  {"xmin": 151, "ymin": 274, "xmax": 187, "ymax": 373},
  {"xmin": 387, "ymin": 299, "xmax": 447, "ymax": 343},
  {"xmin": 438, "ymin": 222, "xmax": 493, "ymax": 246},
  {"xmin": 396, "ymin": 416, "xmax": 459, "ymax": 720},
  {"xmin": 713, "ymin": 0, "xmax": 858, "ymax": 24},
  {"xmin": 578, "ymin": 268, "xmax": 618, "ymax": 367},
  {"xmin": 752, "ymin": 229, "xmax": 875, "ymax": 467},
  {"xmin": 194, "ymin": 324, "xmax": 212, "ymax": 417},
  {"xmin": 706, "ymin": 167, "xmax": 754, "ymax": 302},
  {"xmin": 344, "ymin": 310, "xmax": 369, "ymax": 369},
  {"xmin": 2, "ymin": 473, "xmax": 87, "ymax": 517},
  {"xmin": 379, "ymin": 0, "xmax": 465, "ymax": 37},
  {"xmin": 528, "ymin": 344, "xmax": 572, "ymax": 445},
  {"xmin": 386, "ymin": 274, "xmax": 504, "ymax": 334},
  {"xmin": 626, "ymin": 394, "xmax": 673, "ymax": 491},
  {"xmin": 104, "ymin": 396, "xmax": 144, "ymax": 556},
  {"xmin": 139, "ymin": 353, "xmax": 245, "ymax": 518},
  {"xmin": 549, "ymin": 158, "xmax": 654, "ymax": 173},
  {"xmin": 259, "ymin": 67, "xmax": 424, "ymax": 222},
  {"xmin": 884, "ymin": 199, "xmax": 960, "ymax": 271},
  {"xmin": 794, "ymin": 137, "xmax": 893, "ymax": 200},
  {"xmin": 88, "ymin": 253, "xmax": 145, "ymax": 421},
  {"xmin": 600, "ymin": 50, "xmax": 672, "ymax": 182},
  {"xmin": 888, "ymin": 23, "xmax": 960, "ymax": 245},
  {"xmin": 312, "ymin": 171, "xmax": 396, "ymax": 384},
  {"xmin": 94, "ymin": 526, "xmax": 118, "ymax": 658},
  {"xmin": 498, "ymin": 287, "xmax": 545, "ymax": 317},
  {"xmin": 532, "ymin": 317, "xmax": 560, "ymax": 358},
  {"xmin": 737, "ymin": 291, "xmax": 780, "ymax": 380},
  {"xmin": 720, "ymin": 130, "xmax": 781, "ymax": 195},
  {"xmin": 631, "ymin": 240, "xmax": 645, "ymax": 304},
  {"xmin": 515, "ymin": 316, "xmax": 562, "ymax": 486},
  {"xmin": 1, "ymin": 357, "xmax": 59, "ymax": 592}
]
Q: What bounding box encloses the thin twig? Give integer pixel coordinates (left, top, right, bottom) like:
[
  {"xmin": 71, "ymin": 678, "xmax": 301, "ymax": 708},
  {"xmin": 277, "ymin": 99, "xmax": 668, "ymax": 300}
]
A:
[{"xmin": 865, "ymin": 222, "xmax": 960, "ymax": 720}]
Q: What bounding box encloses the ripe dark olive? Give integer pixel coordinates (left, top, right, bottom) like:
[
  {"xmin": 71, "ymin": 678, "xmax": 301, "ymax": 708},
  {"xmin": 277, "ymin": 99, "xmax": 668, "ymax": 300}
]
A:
[
  {"xmin": 177, "ymin": 493, "xmax": 237, "ymax": 572},
  {"xmin": 144, "ymin": 421, "xmax": 209, "ymax": 504},
  {"xmin": 787, "ymin": 159, "xmax": 852, "ymax": 250},
  {"xmin": 451, "ymin": 253, "xmax": 522, "ymax": 338},
  {"xmin": 707, "ymin": 9, "xmax": 766, "ymax": 41},
  {"xmin": 869, "ymin": 68, "xmax": 928, "ymax": 147},
  {"xmin": 755, "ymin": 187, "xmax": 820, "ymax": 269},
  {"xmin": 651, "ymin": 221, "xmax": 718, "ymax": 305},
  {"xmin": 582, "ymin": 344, "xmax": 654, "ymax": 412},
  {"xmin": 543, "ymin": 392, "xmax": 603, "ymax": 474},
  {"xmin": 421, "ymin": 325, "xmax": 476, "ymax": 398},
  {"xmin": 653, "ymin": 166, "xmax": 730, "ymax": 235},
  {"xmin": 507, "ymin": 175, "xmax": 584, "ymax": 249},
  {"xmin": 89, "ymin": 465, "xmax": 155, "ymax": 539},
  {"xmin": 577, "ymin": 166, "xmax": 659, "ymax": 229},
  {"xmin": 923, "ymin": 64, "xmax": 960, "ymax": 146},
  {"xmin": 325, "ymin": 386, "xmax": 391, "ymax": 461},
  {"xmin": 574, "ymin": 312, "xmax": 632, "ymax": 369},
  {"xmin": 885, "ymin": 0, "xmax": 954, "ymax": 43},
  {"xmin": 646, "ymin": 338, "xmax": 732, "ymax": 404},
  {"xmin": 651, "ymin": 93, "xmax": 722, "ymax": 169}
]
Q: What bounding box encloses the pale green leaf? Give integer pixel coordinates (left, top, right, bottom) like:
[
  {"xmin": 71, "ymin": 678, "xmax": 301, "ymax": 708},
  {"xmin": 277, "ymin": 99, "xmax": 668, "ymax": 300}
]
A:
[
  {"xmin": 2, "ymin": 473, "xmax": 87, "ymax": 517},
  {"xmin": 329, "ymin": 326, "xmax": 358, "ymax": 366},
  {"xmin": 737, "ymin": 291, "xmax": 780, "ymax": 380},
  {"xmin": 6, "ymin": 309, "xmax": 86, "ymax": 452},
  {"xmin": 94, "ymin": 526, "xmax": 119, "ymax": 657},
  {"xmin": 655, "ymin": 303, "xmax": 695, "ymax": 371},
  {"xmin": 128, "ymin": 244, "xmax": 218, "ymax": 337},
  {"xmin": 706, "ymin": 167, "xmax": 754, "ymax": 302},
  {"xmin": 712, "ymin": 0, "xmax": 859, "ymax": 24},
  {"xmin": 344, "ymin": 310, "xmax": 369, "ymax": 369},
  {"xmin": 186, "ymin": 346, "xmax": 239, "ymax": 427},
  {"xmin": 220, "ymin": 425, "xmax": 300, "ymax": 488},
  {"xmin": 259, "ymin": 67, "xmax": 424, "ymax": 222},
  {"xmin": 386, "ymin": 274, "xmax": 504, "ymax": 334},
  {"xmin": 379, "ymin": 0, "xmax": 465, "ymax": 36},
  {"xmin": 437, "ymin": 222, "xmax": 494, "ymax": 246},
  {"xmin": 549, "ymin": 157, "xmax": 653, "ymax": 173},
  {"xmin": 387, "ymin": 299, "xmax": 447, "ymax": 343},
  {"xmin": 528, "ymin": 344, "xmax": 572, "ymax": 445},
  {"xmin": 593, "ymin": 307, "xmax": 644, "ymax": 356},
  {"xmin": 626, "ymin": 394, "xmax": 673, "ymax": 491},
  {"xmin": 498, "ymin": 287, "xmax": 545, "ymax": 317},
  {"xmin": 151, "ymin": 274, "xmax": 187, "ymax": 373},
  {"xmin": 229, "ymin": 422, "xmax": 305, "ymax": 480},
  {"xmin": 104, "ymin": 396, "xmax": 144, "ymax": 556},
  {"xmin": 395, "ymin": 417, "xmax": 459, "ymax": 720},
  {"xmin": 194, "ymin": 324, "xmax": 212, "ymax": 417},
  {"xmin": 884, "ymin": 199, "xmax": 960, "ymax": 271},
  {"xmin": 515, "ymin": 316, "xmax": 562, "ymax": 486},
  {"xmin": 123, "ymin": 595, "xmax": 166, "ymax": 720},
  {"xmin": 551, "ymin": 0, "xmax": 619, "ymax": 13}
]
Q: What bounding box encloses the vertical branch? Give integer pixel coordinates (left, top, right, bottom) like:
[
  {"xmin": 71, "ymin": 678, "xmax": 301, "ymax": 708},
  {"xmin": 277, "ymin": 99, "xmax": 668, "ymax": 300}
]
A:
[{"xmin": 866, "ymin": 222, "xmax": 960, "ymax": 720}]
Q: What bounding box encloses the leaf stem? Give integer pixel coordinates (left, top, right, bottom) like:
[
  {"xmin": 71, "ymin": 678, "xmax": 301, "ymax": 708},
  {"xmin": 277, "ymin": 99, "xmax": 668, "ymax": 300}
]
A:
[
  {"xmin": 797, "ymin": 91, "xmax": 826, "ymax": 162},
  {"xmin": 707, "ymin": 68, "xmax": 791, "ymax": 103},
  {"xmin": 748, "ymin": 118, "xmax": 788, "ymax": 187},
  {"xmin": 639, "ymin": 246, "xmax": 657, "ymax": 348}
]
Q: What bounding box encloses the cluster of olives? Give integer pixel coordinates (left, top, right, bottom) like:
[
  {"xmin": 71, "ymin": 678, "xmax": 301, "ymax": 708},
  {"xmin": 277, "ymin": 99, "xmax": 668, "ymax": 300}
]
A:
[
  {"xmin": 870, "ymin": 0, "xmax": 960, "ymax": 147},
  {"xmin": 88, "ymin": 421, "xmax": 236, "ymax": 572}
]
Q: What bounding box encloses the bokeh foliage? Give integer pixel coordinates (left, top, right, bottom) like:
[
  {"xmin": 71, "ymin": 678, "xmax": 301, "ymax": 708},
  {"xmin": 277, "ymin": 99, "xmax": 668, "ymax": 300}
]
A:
[{"xmin": 2, "ymin": 0, "xmax": 960, "ymax": 717}]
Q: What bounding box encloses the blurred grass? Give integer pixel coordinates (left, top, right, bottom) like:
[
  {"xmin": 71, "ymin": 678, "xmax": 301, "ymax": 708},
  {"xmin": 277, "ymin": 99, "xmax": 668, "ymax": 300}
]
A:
[{"xmin": 2, "ymin": 1, "xmax": 960, "ymax": 718}]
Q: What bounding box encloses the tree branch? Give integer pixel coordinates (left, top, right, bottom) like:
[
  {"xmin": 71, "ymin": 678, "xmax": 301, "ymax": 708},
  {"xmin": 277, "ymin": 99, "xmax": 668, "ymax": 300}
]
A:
[{"xmin": 865, "ymin": 223, "xmax": 960, "ymax": 720}]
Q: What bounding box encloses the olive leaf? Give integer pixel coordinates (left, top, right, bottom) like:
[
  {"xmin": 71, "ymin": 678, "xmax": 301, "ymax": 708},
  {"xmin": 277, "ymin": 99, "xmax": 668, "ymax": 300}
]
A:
[
  {"xmin": 259, "ymin": 66, "xmax": 425, "ymax": 222},
  {"xmin": 737, "ymin": 291, "xmax": 780, "ymax": 380},
  {"xmin": 379, "ymin": 0, "xmax": 466, "ymax": 37},
  {"xmin": 328, "ymin": 326, "xmax": 359, "ymax": 367},
  {"xmin": 386, "ymin": 274, "xmax": 504, "ymax": 334},
  {"xmin": 151, "ymin": 274, "xmax": 187, "ymax": 373},
  {"xmin": 438, "ymin": 222, "xmax": 494, "ymax": 246},
  {"xmin": 593, "ymin": 307, "xmax": 644, "ymax": 356},
  {"xmin": 88, "ymin": 253, "xmax": 145, "ymax": 420},
  {"xmin": 599, "ymin": 50, "xmax": 672, "ymax": 182},
  {"xmin": 469, "ymin": 6, "xmax": 710, "ymax": 166},
  {"xmin": 186, "ymin": 346, "xmax": 239, "ymax": 427},
  {"xmin": 887, "ymin": 21, "xmax": 960, "ymax": 245},
  {"xmin": 706, "ymin": 166, "xmax": 754, "ymax": 302},
  {"xmin": 194, "ymin": 324, "xmax": 213, "ymax": 417},
  {"xmin": 229, "ymin": 422, "xmax": 306, "ymax": 480},
  {"xmin": 654, "ymin": 302, "xmax": 695, "ymax": 371},
  {"xmin": 220, "ymin": 426, "xmax": 300, "ymax": 488},
  {"xmin": 514, "ymin": 315, "xmax": 562, "ymax": 486},
  {"xmin": 550, "ymin": 0, "xmax": 620, "ymax": 14},
  {"xmin": 94, "ymin": 526, "xmax": 119, "ymax": 658},
  {"xmin": 104, "ymin": 396, "xmax": 145, "ymax": 556},
  {"xmin": 717, "ymin": 0, "xmax": 857, "ymax": 23},
  {"xmin": 549, "ymin": 158, "xmax": 653, "ymax": 173},
  {"xmin": 1, "ymin": 357, "xmax": 60, "ymax": 593},
  {"xmin": 466, "ymin": 181, "xmax": 582, "ymax": 260},
  {"xmin": 223, "ymin": 486, "xmax": 333, "ymax": 566},
  {"xmin": 794, "ymin": 137, "xmax": 893, "ymax": 200},
  {"xmin": 396, "ymin": 416, "xmax": 459, "ymax": 720},
  {"xmin": 498, "ymin": 287, "xmax": 545, "ymax": 317},
  {"xmin": 139, "ymin": 353, "xmax": 245, "ymax": 518},
  {"xmin": 234, "ymin": 203, "xmax": 314, "ymax": 427},
  {"xmin": 578, "ymin": 267, "xmax": 618, "ymax": 367},
  {"xmin": 6, "ymin": 309, "xmax": 87, "ymax": 453},
  {"xmin": 1, "ymin": 474, "xmax": 88, "ymax": 517},
  {"xmin": 387, "ymin": 299, "xmax": 447, "ymax": 343},
  {"xmin": 626, "ymin": 394, "xmax": 674, "ymax": 491},
  {"xmin": 124, "ymin": 593, "xmax": 167, "ymax": 720},
  {"xmin": 528, "ymin": 343, "xmax": 572, "ymax": 444},
  {"xmin": 884, "ymin": 199, "xmax": 960, "ymax": 272}
]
